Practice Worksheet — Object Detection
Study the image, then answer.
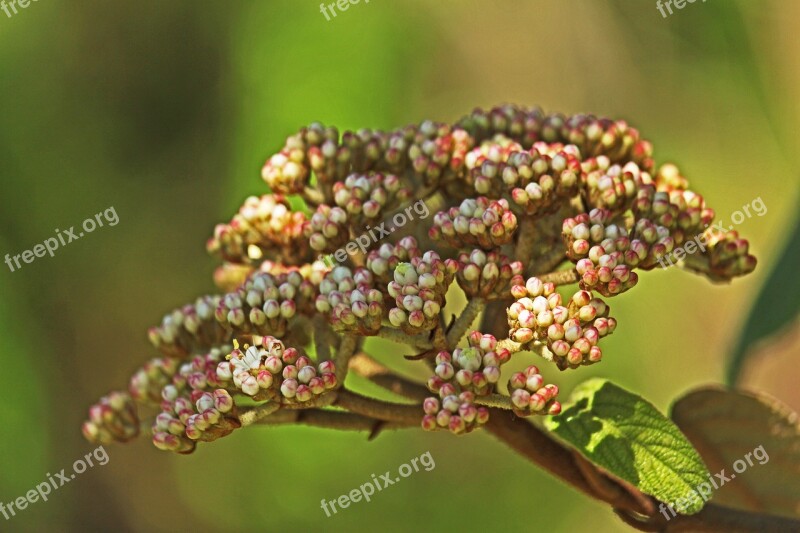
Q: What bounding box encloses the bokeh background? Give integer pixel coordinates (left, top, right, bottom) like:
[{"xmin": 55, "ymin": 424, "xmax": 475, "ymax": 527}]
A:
[{"xmin": 1, "ymin": 1, "xmax": 798, "ymax": 531}]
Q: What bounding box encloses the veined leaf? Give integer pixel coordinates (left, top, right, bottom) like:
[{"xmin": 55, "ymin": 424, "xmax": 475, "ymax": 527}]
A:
[{"xmin": 545, "ymin": 378, "xmax": 710, "ymax": 514}]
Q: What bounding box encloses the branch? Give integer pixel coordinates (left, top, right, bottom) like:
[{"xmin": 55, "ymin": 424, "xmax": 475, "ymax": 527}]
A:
[
  {"xmin": 334, "ymin": 389, "xmax": 421, "ymax": 425},
  {"xmin": 473, "ymin": 394, "xmax": 515, "ymax": 410},
  {"xmin": 238, "ymin": 401, "xmax": 281, "ymax": 427},
  {"xmin": 348, "ymin": 353, "xmax": 430, "ymax": 401},
  {"xmin": 537, "ymin": 268, "xmax": 580, "ymax": 286},
  {"xmin": 446, "ymin": 297, "xmax": 485, "ymax": 348},
  {"xmin": 375, "ymin": 326, "xmax": 433, "ymax": 350},
  {"xmin": 334, "ymin": 334, "xmax": 359, "ymax": 384},
  {"xmin": 515, "ymin": 216, "xmax": 537, "ymax": 262},
  {"xmin": 252, "ymin": 408, "xmax": 416, "ymax": 433},
  {"xmin": 314, "ymin": 315, "xmax": 334, "ymax": 362}
]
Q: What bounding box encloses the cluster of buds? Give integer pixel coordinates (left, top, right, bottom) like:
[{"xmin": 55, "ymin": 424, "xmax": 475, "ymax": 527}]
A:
[
  {"xmin": 333, "ymin": 173, "xmax": 412, "ymax": 225},
  {"xmin": 405, "ymin": 122, "xmax": 474, "ymax": 186},
  {"xmin": 457, "ymin": 105, "xmax": 654, "ymax": 171},
  {"xmin": 421, "ymin": 388, "xmax": 489, "ymax": 435},
  {"xmin": 213, "ymin": 270, "xmax": 316, "ymax": 339},
  {"xmin": 170, "ymin": 347, "xmax": 231, "ymax": 394},
  {"xmin": 633, "ymin": 184, "xmax": 715, "ymax": 249},
  {"xmin": 682, "ymin": 229, "xmax": 757, "ymax": 281},
  {"xmin": 82, "ymin": 392, "xmax": 140, "ymax": 445},
  {"xmin": 387, "ymin": 254, "xmax": 457, "ymax": 334},
  {"xmin": 215, "ymin": 337, "xmax": 337, "ymax": 403},
  {"xmin": 322, "ymin": 128, "xmax": 391, "ymax": 182},
  {"xmin": 398, "ymin": 120, "xmax": 473, "ymax": 186},
  {"xmin": 427, "ymin": 331, "xmax": 512, "ymax": 396},
  {"xmin": 580, "ymin": 157, "xmax": 644, "ymax": 215},
  {"xmin": 463, "ymin": 135, "xmax": 524, "ymax": 196},
  {"xmin": 316, "ymin": 266, "xmax": 384, "ymax": 335},
  {"xmin": 152, "ymin": 388, "xmax": 238, "ymax": 454},
  {"xmin": 365, "ymin": 236, "xmax": 421, "ymax": 283},
  {"xmin": 455, "ymin": 249, "xmax": 523, "ymax": 299},
  {"xmin": 206, "ymin": 194, "xmax": 310, "ymax": 266},
  {"xmin": 429, "ymin": 197, "xmax": 518, "ymax": 249},
  {"xmin": 261, "ymin": 122, "xmax": 339, "ymax": 194},
  {"xmin": 508, "ymin": 277, "xmax": 616, "ymax": 370},
  {"xmin": 508, "ymin": 365, "xmax": 561, "ymax": 416},
  {"xmin": 304, "ymin": 204, "xmax": 350, "ymax": 253},
  {"xmin": 562, "ymin": 209, "xmax": 640, "ymax": 295},
  {"xmin": 148, "ymin": 296, "xmax": 225, "ymax": 358},
  {"xmin": 129, "ymin": 357, "xmax": 180, "ymax": 404},
  {"xmin": 501, "ymin": 144, "xmax": 583, "ymax": 216},
  {"xmin": 654, "ymin": 163, "xmax": 690, "ymax": 191}
]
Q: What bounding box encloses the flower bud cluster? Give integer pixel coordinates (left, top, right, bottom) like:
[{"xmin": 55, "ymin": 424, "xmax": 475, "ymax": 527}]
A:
[
  {"xmin": 633, "ymin": 184, "xmax": 715, "ymax": 249},
  {"xmin": 465, "ymin": 142, "xmax": 582, "ymax": 215},
  {"xmin": 580, "ymin": 157, "xmax": 645, "ymax": 215},
  {"xmin": 464, "ymin": 136, "xmax": 523, "ymax": 174},
  {"xmin": 129, "ymin": 357, "xmax": 180, "ymax": 404},
  {"xmin": 421, "ymin": 388, "xmax": 490, "ymax": 435},
  {"xmin": 316, "ymin": 266, "xmax": 384, "ymax": 334},
  {"xmin": 503, "ymin": 144, "xmax": 582, "ymax": 215},
  {"xmin": 170, "ymin": 346, "xmax": 231, "ymax": 394},
  {"xmin": 461, "ymin": 136, "xmax": 523, "ymax": 197},
  {"xmin": 429, "ymin": 197, "xmax": 518, "ymax": 250},
  {"xmin": 507, "ymin": 277, "xmax": 617, "ymax": 370},
  {"xmin": 329, "ymin": 128, "xmax": 391, "ymax": 180},
  {"xmin": 365, "ymin": 236, "xmax": 422, "ymax": 283},
  {"xmin": 387, "ymin": 253, "xmax": 458, "ymax": 334},
  {"xmin": 682, "ymin": 229, "xmax": 757, "ymax": 281},
  {"xmin": 406, "ymin": 122, "xmax": 473, "ymax": 186},
  {"xmin": 152, "ymin": 388, "xmax": 238, "ymax": 454},
  {"xmin": 654, "ymin": 163, "xmax": 690, "ymax": 191},
  {"xmin": 207, "ymin": 194, "xmax": 310, "ymax": 266},
  {"xmin": 508, "ymin": 365, "xmax": 561, "ymax": 416},
  {"xmin": 213, "ymin": 270, "xmax": 316, "ymax": 338},
  {"xmin": 457, "ymin": 104, "xmax": 653, "ymax": 171},
  {"xmin": 427, "ymin": 331, "xmax": 512, "ymax": 396},
  {"xmin": 216, "ymin": 337, "xmax": 337, "ymax": 403},
  {"xmin": 562, "ymin": 209, "xmax": 640, "ymax": 295},
  {"xmin": 333, "ymin": 172, "xmax": 412, "ymax": 225},
  {"xmin": 148, "ymin": 296, "xmax": 225, "ymax": 358},
  {"xmin": 304, "ymin": 204, "xmax": 351, "ymax": 254},
  {"xmin": 564, "ymin": 114, "xmax": 654, "ymax": 171},
  {"xmin": 455, "ymin": 249, "xmax": 523, "ymax": 300},
  {"xmin": 261, "ymin": 122, "xmax": 338, "ymax": 193},
  {"xmin": 82, "ymin": 392, "xmax": 140, "ymax": 445}
]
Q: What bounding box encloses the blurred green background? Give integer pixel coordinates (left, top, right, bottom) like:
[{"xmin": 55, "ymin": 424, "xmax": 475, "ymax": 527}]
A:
[{"xmin": 1, "ymin": 1, "xmax": 798, "ymax": 531}]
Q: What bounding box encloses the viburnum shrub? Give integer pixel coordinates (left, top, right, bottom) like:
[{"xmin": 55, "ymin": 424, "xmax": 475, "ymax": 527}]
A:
[{"xmin": 83, "ymin": 105, "xmax": 797, "ymax": 531}]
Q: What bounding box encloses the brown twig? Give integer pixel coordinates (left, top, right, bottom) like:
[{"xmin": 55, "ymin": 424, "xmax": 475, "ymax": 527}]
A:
[
  {"xmin": 348, "ymin": 353, "xmax": 430, "ymax": 402},
  {"xmin": 376, "ymin": 326, "xmax": 433, "ymax": 350},
  {"xmin": 253, "ymin": 408, "xmax": 416, "ymax": 433},
  {"xmin": 537, "ymin": 268, "xmax": 580, "ymax": 286},
  {"xmin": 334, "ymin": 334, "xmax": 360, "ymax": 384},
  {"xmin": 334, "ymin": 389, "xmax": 421, "ymax": 425}
]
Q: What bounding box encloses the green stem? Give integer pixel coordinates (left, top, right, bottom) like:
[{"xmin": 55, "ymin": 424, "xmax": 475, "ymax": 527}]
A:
[{"xmin": 446, "ymin": 297, "xmax": 485, "ymax": 348}]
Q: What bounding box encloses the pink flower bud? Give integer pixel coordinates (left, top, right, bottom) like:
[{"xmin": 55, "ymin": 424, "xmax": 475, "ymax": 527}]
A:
[
  {"xmin": 280, "ymin": 379, "xmax": 298, "ymax": 398},
  {"xmin": 511, "ymin": 389, "xmax": 531, "ymax": 409}
]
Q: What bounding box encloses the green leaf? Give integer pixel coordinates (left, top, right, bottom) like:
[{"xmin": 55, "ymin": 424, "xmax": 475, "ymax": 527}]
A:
[
  {"xmin": 545, "ymin": 378, "xmax": 710, "ymax": 514},
  {"xmin": 727, "ymin": 216, "xmax": 800, "ymax": 385},
  {"xmin": 671, "ymin": 387, "xmax": 800, "ymax": 517}
]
